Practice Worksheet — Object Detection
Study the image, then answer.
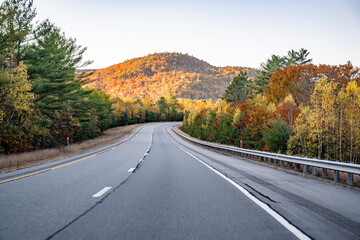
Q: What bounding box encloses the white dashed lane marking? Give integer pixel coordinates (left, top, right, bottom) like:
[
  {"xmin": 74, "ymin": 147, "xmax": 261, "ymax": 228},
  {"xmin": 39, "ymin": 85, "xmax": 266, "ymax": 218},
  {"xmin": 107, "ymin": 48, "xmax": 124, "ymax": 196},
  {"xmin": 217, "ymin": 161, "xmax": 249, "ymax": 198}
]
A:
[{"xmin": 92, "ymin": 187, "xmax": 112, "ymax": 198}]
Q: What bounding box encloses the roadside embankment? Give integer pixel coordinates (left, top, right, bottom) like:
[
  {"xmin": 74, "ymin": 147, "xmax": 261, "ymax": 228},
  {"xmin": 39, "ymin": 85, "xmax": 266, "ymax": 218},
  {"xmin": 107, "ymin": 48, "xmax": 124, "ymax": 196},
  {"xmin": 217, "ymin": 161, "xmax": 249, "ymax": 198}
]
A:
[{"xmin": 0, "ymin": 124, "xmax": 143, "ymax": 172}]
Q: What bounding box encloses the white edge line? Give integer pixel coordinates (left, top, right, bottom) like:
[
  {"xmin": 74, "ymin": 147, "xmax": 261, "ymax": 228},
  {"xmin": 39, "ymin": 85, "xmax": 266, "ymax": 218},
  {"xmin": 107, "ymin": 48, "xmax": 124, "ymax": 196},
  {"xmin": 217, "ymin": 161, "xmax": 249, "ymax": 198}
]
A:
[
  {"xmin": 164, "ymin": 127, "xmax": 310, "ymax": 240},
  {"xmin": 92, "ymin": 187, "xmax": 112, "ymax": 198},
  {"xmin": 127, "ymin": 167, "xmax": 135, "ymax": 173}
]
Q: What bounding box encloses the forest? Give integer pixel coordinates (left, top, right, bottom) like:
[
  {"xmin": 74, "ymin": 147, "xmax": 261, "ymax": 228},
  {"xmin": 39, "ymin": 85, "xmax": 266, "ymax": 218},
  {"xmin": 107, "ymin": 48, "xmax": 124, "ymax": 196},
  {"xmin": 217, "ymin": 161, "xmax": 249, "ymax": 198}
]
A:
[
  {"xmin": 1, "ymin": 0, "xmax": 359, "ymax": 165},
  {"xmin": 183, "ymin": 50, "xmax": 360, "ymax": 164}
]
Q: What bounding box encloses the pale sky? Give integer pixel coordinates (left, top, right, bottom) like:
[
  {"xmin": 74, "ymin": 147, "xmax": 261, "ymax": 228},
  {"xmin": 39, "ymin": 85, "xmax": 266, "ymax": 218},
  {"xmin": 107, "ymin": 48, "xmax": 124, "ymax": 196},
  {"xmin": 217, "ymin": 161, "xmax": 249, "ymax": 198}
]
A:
[{"xmin": 33, "ymin": 0, "xmax": 360, "ymax": 69}]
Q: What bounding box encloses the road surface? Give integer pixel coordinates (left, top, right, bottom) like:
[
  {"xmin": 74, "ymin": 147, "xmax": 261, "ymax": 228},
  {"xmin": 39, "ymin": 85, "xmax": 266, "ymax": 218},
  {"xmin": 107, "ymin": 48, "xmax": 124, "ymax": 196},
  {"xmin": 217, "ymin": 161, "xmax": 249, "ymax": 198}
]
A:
[{"xmin": 0, "ymin": 123, "xmax": 359, "ymax": 239}]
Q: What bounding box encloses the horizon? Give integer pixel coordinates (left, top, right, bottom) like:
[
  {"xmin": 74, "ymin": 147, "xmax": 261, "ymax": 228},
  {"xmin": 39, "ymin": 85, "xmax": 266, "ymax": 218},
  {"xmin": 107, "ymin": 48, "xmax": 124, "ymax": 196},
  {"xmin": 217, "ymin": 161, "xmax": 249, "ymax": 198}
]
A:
[
  {"xmin": 75, "ymin": 50, "xmax": 357, "ymax": 71},
  {"xmin": 76, "ymin": 51, "xmax": 258, "ymax": 70},
  {"xmin": 34, "ymin": 0, "xmax": 360, "ymax": 69}
]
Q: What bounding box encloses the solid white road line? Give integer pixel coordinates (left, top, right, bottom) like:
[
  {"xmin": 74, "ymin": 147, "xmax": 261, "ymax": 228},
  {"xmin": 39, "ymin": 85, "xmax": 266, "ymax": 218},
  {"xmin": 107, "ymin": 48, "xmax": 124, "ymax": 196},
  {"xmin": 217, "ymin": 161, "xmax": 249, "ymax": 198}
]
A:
[
  {"xmin": 92, "ymin": 187, "xmax": 112, "ymax": 198},
  {"xmin": 164, "ymin": 127, "xmax": 310, "ymax": 240},
  {"xmin": 127, "ymin": 167, "xmax": 135, "ymax": 173}
]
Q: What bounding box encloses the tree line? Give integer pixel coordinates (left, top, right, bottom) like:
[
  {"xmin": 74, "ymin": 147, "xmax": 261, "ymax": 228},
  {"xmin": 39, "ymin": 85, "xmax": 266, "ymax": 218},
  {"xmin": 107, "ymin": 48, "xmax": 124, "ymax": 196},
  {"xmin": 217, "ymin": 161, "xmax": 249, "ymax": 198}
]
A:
[
  {"xmin": 114, "ymin": 94, "xmax": 183, "ymax": 126},
  {"xmin": 182, "ymin": 49, "xmax": 360, "ymax": 164}
]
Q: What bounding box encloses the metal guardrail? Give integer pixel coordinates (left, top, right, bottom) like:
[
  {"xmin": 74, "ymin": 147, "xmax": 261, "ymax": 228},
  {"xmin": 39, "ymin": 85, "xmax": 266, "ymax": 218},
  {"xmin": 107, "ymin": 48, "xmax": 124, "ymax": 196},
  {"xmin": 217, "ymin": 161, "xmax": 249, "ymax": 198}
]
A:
[{"xmin": 173, "ymin": 126, "xmax": 360, "ymax": 185}]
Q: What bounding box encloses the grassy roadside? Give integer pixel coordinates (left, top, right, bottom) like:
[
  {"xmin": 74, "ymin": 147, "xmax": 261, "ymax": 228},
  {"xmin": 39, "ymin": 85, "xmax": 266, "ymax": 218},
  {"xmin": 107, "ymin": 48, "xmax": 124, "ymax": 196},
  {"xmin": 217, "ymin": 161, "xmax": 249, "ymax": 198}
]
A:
[{"xmin": 0, "ymin": 124, "xmax": 144, "ymax": 173}]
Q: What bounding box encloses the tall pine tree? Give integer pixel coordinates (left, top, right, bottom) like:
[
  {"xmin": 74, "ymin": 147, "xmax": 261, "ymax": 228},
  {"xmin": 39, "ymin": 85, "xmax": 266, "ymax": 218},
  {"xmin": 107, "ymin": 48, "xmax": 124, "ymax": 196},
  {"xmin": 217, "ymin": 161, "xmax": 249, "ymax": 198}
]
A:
[
  {"xmin": 254, "ymin": 48, "xmax": 312, "ymax": 94},
  {"xmin": 223, "ymin": 71, "xmax": 252, "ymax": 104},
  {"xmin": 24, "ymin": 21, "xmax": 92, "ymax": 146}
]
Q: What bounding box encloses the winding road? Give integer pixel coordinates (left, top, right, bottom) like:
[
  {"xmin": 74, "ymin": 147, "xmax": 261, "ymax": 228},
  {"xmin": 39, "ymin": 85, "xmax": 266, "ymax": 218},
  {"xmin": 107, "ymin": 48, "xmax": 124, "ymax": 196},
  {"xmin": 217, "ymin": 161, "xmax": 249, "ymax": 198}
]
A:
[{"xmin": 0, "ymin": 123, "xmax": 359, "ymax": 239}]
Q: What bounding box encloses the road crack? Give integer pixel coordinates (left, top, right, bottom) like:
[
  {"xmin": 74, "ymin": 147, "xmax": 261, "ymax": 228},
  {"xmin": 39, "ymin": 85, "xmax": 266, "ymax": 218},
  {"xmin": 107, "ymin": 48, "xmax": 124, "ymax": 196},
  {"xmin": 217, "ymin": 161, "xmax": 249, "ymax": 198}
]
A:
[{"xmin": 244, "ymin": 183, "xmax": 279, "ymax": 203}]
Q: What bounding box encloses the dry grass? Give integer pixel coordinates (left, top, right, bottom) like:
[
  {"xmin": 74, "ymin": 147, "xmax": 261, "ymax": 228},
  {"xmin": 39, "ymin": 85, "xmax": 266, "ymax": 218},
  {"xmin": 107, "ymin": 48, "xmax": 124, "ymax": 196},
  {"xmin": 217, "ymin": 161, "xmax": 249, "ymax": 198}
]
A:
[{"xmin": 0, "ymin": 124, "xmax": 143, "ymax": 172}]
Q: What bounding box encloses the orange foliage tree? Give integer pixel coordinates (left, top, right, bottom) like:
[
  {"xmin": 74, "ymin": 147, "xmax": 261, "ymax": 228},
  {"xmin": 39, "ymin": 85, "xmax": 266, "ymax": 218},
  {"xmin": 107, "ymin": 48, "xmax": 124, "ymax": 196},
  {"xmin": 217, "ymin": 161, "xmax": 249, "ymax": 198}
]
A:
[{"xmin": 265, "ymin": 63, "xmax": 360, "ymax": 105}]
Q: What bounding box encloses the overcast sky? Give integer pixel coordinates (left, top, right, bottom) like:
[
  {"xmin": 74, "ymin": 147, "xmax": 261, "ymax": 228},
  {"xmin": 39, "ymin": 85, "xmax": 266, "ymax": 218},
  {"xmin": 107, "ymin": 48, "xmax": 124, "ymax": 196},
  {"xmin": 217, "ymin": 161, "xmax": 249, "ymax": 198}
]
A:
[{"xmin": 34, "ymin": 0, "xmax": 360, "ymax": 69}]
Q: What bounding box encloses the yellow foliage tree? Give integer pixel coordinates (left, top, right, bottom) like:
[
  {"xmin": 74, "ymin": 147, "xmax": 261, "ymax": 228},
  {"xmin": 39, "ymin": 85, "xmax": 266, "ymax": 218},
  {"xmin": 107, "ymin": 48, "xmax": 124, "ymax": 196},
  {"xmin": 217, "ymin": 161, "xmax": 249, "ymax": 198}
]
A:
[{"xmin": 288, "ymin": 78, "xmax": 360, "ymax": 163}]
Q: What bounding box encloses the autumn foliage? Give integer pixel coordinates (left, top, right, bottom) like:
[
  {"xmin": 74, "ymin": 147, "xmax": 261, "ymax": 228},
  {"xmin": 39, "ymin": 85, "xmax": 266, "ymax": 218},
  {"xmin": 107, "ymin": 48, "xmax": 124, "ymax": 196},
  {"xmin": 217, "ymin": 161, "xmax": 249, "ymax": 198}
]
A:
[
  {"xmin": 83, "ymin": 52, "xmax": 256, "ymax": 100},
  {"xmin": 265, "ymin": 63, "xmax": 360, "ymax": 105},
  {"xmin": 183, "ymin": 61, "xmax": 360, "ymax": 164}
]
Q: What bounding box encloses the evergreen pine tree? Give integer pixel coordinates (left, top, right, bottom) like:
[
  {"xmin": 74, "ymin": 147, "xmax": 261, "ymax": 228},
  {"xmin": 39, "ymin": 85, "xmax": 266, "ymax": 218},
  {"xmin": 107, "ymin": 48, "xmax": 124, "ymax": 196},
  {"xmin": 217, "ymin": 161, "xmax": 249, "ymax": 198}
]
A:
[
  {"xmin": 223, "ymin": 71, "xmax": 252, "ymax": 103},
  {"xmin": 24, "ymin": 22, "xmax": 93, "ymax": 145},
  {"xmin": 254, "ymin": 48, "xmax": 312, "ymax": 94}
]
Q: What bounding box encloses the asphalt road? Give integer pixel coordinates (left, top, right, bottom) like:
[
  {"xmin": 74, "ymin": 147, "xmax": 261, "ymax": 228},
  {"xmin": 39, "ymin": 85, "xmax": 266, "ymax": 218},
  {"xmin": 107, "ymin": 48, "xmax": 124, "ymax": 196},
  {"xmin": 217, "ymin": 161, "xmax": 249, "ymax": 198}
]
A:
[{"xmin": 0, "ymin": 123, "xmax": 359, "ymax": 239}]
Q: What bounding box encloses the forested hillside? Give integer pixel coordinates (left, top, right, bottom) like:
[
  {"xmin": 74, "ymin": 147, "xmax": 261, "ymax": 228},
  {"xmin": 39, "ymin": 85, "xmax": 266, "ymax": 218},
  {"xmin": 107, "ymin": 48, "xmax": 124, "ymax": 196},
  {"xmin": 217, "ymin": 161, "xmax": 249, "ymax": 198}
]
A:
[{"xmin": 83, "ymin": 52, "xmax": 255, "ymax": 100}]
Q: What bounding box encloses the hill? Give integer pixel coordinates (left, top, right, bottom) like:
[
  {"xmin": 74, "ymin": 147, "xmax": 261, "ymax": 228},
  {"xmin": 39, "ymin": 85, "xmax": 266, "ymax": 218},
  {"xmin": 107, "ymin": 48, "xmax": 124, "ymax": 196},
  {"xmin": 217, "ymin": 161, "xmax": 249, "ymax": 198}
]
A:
[{"xmin": 84, "ymin": 52, "xmax": 256, "ymax": 100}]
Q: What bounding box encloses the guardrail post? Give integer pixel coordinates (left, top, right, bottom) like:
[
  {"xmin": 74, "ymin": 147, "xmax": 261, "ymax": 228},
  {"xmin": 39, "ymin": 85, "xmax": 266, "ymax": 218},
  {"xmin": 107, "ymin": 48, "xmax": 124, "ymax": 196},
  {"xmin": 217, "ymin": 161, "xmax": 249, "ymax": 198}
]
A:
[
  {"xmin": 312, "ymin": 166, "xmax": 317, "ymax": 176},
  {"xmin": 334, "ymin": 170, "xmax": 339, "ymax": 182},
  {"xmin": 303, "ymin": 165, "xmax": 307, "ymax": 173},
  {"xmin": 281, "ymin": 161, "xmax": 284, "ymax": 167},
  {"xmin": 322, "ymin": 168, "xmax": 327, "ymax": 178},
  {"xmin": 348, "ymin": 173, "xmax": 353, "ymax": 185}
]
